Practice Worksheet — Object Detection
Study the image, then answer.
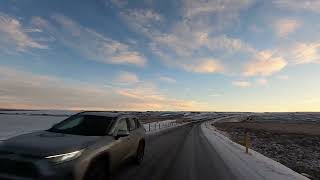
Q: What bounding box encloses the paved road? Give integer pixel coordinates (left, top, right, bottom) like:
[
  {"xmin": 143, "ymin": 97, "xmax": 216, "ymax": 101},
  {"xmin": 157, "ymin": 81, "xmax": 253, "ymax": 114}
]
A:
[{"xmin": 112, "ymin": 123, "xmax": 237, "ymax": 180}]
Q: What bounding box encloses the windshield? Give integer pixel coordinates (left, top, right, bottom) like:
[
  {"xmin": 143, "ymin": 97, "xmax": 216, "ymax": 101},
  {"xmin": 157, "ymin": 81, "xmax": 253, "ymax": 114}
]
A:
[{"xmin": 48, "ymin": 114, "xmax": 114, "ymax": 136}]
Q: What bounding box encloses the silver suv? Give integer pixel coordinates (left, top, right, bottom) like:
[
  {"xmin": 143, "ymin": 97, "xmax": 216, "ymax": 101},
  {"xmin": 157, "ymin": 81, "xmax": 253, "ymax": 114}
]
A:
[{"xmin": 0, "ymin": 111, "xmax": 146, "ymax": 180}]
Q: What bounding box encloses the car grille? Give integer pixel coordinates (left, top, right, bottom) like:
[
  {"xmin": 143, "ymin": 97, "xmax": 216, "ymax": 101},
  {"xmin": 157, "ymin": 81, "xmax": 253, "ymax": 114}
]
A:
[{"xmin": 0, "ymin": 158, "xmax": 39, "ymax": 178}]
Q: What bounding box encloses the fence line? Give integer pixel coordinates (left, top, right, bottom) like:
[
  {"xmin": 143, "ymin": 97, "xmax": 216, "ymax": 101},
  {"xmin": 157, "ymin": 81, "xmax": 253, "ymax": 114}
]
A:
[{"xmin": 145, "ymin": 121, "xmax": 178, "ymax": 132}]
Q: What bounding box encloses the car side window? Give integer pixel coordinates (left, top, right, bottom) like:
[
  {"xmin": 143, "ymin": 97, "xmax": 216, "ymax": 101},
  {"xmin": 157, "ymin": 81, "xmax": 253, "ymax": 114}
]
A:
[
  {"xmin": 116, "ymin": 119, "xmax": 129, "ymax": 133},
  {"xmin": 127, "ymin": 118, "xmax": 136, "ymax": 131},
  {"xmin": 134, "ymin": 118, "xmax": 141, "ymax": 128}
]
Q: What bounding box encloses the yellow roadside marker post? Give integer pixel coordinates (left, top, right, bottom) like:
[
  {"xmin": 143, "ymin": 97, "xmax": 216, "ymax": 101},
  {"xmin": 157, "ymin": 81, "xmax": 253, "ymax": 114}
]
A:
[{"xmin": 244, "ymin": 128, "xmax": 250, "ymax": 154}]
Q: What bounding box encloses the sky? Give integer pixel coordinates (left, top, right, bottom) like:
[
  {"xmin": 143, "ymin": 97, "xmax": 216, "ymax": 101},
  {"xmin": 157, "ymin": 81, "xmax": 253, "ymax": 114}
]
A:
[{"xmin": 0, "ymin": 0, "xmax": 320, "ymax": 112}]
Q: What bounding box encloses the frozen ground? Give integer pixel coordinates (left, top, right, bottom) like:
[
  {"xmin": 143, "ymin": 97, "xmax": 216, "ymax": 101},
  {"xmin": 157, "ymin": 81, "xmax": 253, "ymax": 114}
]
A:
[
  {"xmin": 0, "ymin": 110, "xmax": 77, "ymax": 116},
  {"xmin": 0, "ymin": 110, "xmax": 310, "ymax": 179},
  {"xmin": 202, "ymin": 118, "xmax": 309, "ymax": 180},
  {"xmin": 215, "ymin": 113, "xmax": 320, "ymax": 180},
  {"xmin": 247, "ymin": 112, "xmax": 320, "ymax": 123},
  {"xmin": 0, "ymin": 111, "xmax": 185, "ymax": 140},
  {"xmin": 0, "ymin": 114, "xmax": 65, "ymax": 140}
]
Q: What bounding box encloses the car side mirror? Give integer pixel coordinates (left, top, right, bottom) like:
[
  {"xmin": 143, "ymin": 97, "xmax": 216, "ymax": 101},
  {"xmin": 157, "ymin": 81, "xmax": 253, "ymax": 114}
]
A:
[{"xmin": 114, "ymin": 130, "xmax": 130, "ymax": 140}]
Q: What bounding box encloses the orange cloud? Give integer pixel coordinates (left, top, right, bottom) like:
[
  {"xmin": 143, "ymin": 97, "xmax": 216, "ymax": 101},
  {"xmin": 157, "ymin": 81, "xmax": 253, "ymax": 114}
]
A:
[
  {"xmin": 232, "ymin": 81, "xmax": 251, "ymax": 87},
  {"xmin": 244, "ymin": 51, "xmax": 287, "ymax": 76},
  {"xmin": 182, "ymin": 59, "xmax": 225, "ymax": 73},
  {"xmin": 116, "ymin": 71, "xmax": 140, "ymax": 84},
  {"xmin": 256, "ymin": 78, "xmax": 268, "ymax": 86},
  {"xmin": 0, "ymin": 65, "xmax": 205, "ymax": 111},
  {"xmin": 289, "ymin": 43, "xmax": 320, "ymax": 64},
  {"xmin": 274, "ymin": 18, "xmax": 300, "ymax": 37}
]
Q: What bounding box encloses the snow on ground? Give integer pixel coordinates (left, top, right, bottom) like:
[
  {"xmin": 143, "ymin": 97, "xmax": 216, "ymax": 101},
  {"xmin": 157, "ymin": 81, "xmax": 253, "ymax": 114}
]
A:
[
  {"xmin": 0, "ymin": 112, "xmax": 184, "ymax": 140},
  {"xmin": 201, "ymin": 118, "xmax": 309, "ymax": 180},
  {"xmin": 248, "ymin": 112, "xmax": 320, "ymax": 123},
  {"xmin": 0, "ymin": 110, "xmax": 77, "ymax": 116},
  {"xmin": 0, "ymin": 114, "xmax": 65, "ymax": 140}
]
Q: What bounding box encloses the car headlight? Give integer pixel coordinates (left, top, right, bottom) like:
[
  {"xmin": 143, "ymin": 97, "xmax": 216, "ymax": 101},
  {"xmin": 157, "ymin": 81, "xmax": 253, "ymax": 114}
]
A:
[{"xmin": 45, "ymin": 150, "xmax": 83, "ymax": 164}]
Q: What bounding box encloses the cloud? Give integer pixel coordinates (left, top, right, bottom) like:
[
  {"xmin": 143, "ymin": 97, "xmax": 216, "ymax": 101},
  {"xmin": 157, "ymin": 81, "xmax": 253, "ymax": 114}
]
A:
[
  {"xmin": 232, "ymin": 80, "xmax": 251, "ymax": 87},
  {"xmin": 110, "ymin": 0, "xmax": 128, "ymax": 8},
  {"xmin": 147, "ymin": 22, "xmax": 254, "ymax": 57},
  {"xmin": 273, "ymin": 0, "xmax": 320, "ymax": 13},
  {"xmin": 182, "ymin": 0, "xmax": 253, "ymax": 18},
  {"xmin": 256, "ymin": 78, "xmax": 268, "ymax": 86},
  {"xmin": 276, "ymin": 75, "xmax": 289, "ymax": 80},
  {"xmin": 250, "ymin": 25, "xmax": 264, "ymax": 33},
  {"xmin": 200, "ymin": 34, "xmax": 255, "ymax": 53},
  {"xmin": 120, "ymin": 8, "xmax": 253, "ymax": 73},
  {"xmin": 244, "ymin": 51, "xmax": 288, "ymax": 76},
  {"xmin": 116, "ymin": 71, "xmax": 140, "ymax": 84},
  {"xmin": 181, "ymin": 0, "xmax": 254, "ymax": 32},
  {"xmin": 32, "ymin": 14, "xmax": 146, "ymax": 67},
  {"xmin": 159, "ymin": 76, "xmax": 176, "ymax": 83},
  {"xmin": 115, "ymin": 84, "xmax": 206, "ymax": 110},
  {"xmin": 181, "ymin": 59, "xmax": 225, "ymax": 73},
  {"xmin": 122, "ymin": 9, "xmax": 163, "ymax": 23},
  {"xmin": 284, "ymin": 42, "xmax": 320, "ymax": 64},
  {"xmin": 120, "ymin": 9, "xmax": 164, "ymax": 35},
  {"xmin": 0, "ymin": 65, "xmax": 203, "ymax": 111},
  {"xmin": 0, "ymin": 12, "xmax": 47, "ymax": 53},
  {"xmin": 274, "ymin": 18, "xmax": 301, "ymax": 37},
  {"xmin": 209, "ymin": 93, "xmax": 221, "ymax": 97}
]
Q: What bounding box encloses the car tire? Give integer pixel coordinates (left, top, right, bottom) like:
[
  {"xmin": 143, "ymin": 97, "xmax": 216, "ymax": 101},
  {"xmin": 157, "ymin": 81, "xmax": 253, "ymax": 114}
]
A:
[
  {"xmin": 85, "ymin": 159, "xmax": 110, "ymax": 180},
  {"xmin": 134, "ymin": 141, "xmax": 145, "ymax": 165}
]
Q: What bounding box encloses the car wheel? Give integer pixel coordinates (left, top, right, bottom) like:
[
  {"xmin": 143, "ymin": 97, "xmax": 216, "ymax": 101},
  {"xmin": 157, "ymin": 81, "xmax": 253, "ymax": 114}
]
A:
[
  {"xmin": 85, "ymin": 160, "xmax": 109, "ymax": 180},
  {"xmin": 134, "ymin": 142, "xmax": 145, "ymax": 165}
]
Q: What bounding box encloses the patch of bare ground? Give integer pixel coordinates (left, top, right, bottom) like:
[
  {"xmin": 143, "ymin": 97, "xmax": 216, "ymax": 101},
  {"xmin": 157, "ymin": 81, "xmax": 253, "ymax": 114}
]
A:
[{"xmin": 215, "ymin": 122, "xmax": 320, "ymax": 180}]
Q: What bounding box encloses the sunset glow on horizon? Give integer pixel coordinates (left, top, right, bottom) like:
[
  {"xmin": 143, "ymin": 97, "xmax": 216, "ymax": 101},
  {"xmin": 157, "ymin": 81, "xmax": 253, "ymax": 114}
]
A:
[{"xmin": 0, "ymin": 0, "xmax": 320, "ymax": 112}]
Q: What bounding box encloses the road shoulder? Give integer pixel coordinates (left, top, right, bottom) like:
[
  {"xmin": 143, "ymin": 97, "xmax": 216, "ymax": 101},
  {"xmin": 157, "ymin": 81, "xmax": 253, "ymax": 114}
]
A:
[{"xmin": 201, "ymin": 121, "xmax": 309, "ymax": 180}]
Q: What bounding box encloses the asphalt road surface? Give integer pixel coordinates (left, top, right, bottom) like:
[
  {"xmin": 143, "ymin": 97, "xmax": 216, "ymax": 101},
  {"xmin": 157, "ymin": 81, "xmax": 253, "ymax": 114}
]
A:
[{"xmin": 112, "ymin": 123, "xmax": 237, "ymax": 180}]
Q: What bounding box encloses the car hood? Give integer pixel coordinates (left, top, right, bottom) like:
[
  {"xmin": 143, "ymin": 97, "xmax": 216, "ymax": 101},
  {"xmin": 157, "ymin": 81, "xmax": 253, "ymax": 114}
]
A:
[{"xmin": 0, "ymin": 131, "xmax": 108, "ymax": 157}]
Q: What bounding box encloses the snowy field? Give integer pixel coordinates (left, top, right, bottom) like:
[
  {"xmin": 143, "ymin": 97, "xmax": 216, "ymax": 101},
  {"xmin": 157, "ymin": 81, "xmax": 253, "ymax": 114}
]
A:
[
  {"xmin": 0, "ymin": 110, "xmax": 185, "ymax": 140},
  {"xmin": 0, "ymin": 114, "xmax": 68, "ymax": 140},
  {"xmin": 0, "ymin": 110, "xmax": 309, "ymax": 179},
  {"xmin": 201, "ymin": 117, "xmax": 309, "ymax": 180},
  {"xmin": 248, "ymin": 112, "xmax": 320, "ymax": 123}
]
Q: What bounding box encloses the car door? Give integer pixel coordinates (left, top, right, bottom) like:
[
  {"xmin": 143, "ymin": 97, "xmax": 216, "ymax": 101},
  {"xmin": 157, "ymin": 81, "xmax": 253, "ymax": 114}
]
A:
[
  {"xmin": 126, "ymin": 117, "xmax": 139, "ymax": 156},
  {"xmin": 110, "ymin": 118, "xmax": 131, "ymax": 167},
  {"xmin": 134, "ymin": 117, "xmax": 146, "ymax": 137}
]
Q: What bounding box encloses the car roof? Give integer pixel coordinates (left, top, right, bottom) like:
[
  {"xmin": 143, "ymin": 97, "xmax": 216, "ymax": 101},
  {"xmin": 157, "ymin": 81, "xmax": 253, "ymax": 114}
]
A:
[{"xmin": 78, "ymin": 111, "xmax": 136, "ymax": 118}]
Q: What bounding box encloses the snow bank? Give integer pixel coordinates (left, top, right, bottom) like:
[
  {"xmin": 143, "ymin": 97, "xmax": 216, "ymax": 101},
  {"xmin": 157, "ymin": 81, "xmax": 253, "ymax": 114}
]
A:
[{"xmin": 201, "ymin": 120, "xmax": 309, "ymax": 180}]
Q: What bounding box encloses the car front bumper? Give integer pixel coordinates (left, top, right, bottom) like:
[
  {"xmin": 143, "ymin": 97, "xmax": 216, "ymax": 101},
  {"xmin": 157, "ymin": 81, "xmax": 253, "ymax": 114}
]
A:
[{"xmin": 0, "ymin": 154, "xmax": 77, "ymax": 180}]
